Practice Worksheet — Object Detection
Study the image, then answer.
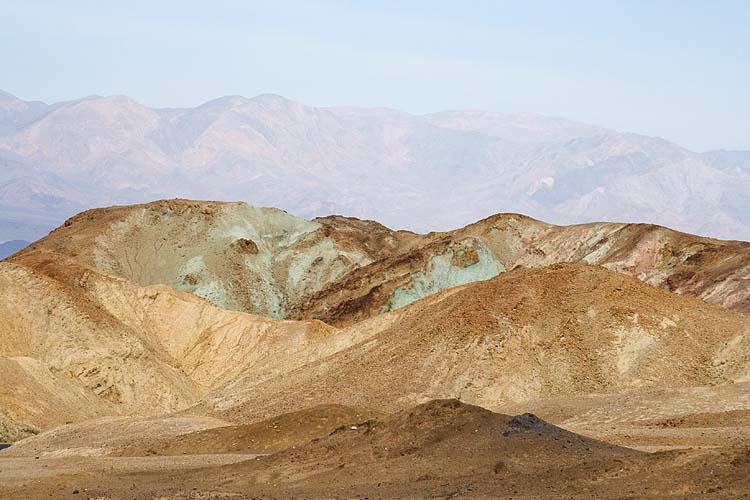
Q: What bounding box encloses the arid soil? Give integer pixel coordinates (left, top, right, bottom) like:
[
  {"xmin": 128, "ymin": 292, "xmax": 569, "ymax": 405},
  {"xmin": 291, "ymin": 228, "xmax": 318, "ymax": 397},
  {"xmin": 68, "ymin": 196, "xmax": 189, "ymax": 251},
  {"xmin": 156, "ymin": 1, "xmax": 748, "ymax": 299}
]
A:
[
  {"xmin": 0, "ymin": 253, "xmax": 349, "ymax": 433},
  {"xmin": 197, "ymin": 263, "xmax": 750, "ymax": 425},
  {"xmin": 3, "ymin": 400, "xmax": 750, "ymax": 499},
  {"xmin": 114, "ymin": 405, "xmax": 379, "ymax": 457},
  {"xmin": 2, "ymin": 200, "xmax": 750, "ymax": 499}
]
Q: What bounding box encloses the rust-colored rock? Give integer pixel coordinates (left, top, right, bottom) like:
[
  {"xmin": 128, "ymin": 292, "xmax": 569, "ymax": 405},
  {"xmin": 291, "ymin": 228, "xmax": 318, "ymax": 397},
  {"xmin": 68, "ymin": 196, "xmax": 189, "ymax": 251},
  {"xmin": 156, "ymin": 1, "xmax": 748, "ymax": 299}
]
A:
[{"xmin": 235, "ymin": 238, "xmax": 258, "ymax": 254}]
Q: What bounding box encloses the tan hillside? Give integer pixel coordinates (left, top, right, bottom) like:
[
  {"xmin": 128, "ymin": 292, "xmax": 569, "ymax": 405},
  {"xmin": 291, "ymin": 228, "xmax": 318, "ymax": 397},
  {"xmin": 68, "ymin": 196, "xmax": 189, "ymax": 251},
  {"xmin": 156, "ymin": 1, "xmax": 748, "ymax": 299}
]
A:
[
  {"xmin": 0, "ymin": 260, "xmax": 198, "ymax": 431},
  {"xmin": 0, "ymin": 250, "xmax": 363, "ymax": 434},
  {"xmin": 202, "ymin": 263, "xmax": 750, "ymax": 423}
]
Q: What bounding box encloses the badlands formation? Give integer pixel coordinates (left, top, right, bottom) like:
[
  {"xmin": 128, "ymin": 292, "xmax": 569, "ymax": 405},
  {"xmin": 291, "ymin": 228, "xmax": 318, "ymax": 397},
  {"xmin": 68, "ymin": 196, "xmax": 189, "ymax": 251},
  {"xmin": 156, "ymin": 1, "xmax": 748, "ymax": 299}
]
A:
[{"xmin": 1, "ymin": 199, "xmax": 750, "ymax": 499}]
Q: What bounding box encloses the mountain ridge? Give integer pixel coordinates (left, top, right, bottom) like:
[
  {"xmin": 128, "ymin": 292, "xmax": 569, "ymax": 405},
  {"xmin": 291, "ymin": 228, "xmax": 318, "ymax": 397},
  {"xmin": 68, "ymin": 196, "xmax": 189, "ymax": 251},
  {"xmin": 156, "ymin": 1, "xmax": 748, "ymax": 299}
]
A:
[
  {"xmin": 1, "ymin": 90, "xmax": 749, "ymax": 243},
  {"xmin": 14, "ymin": 199, "xmax": 750, "ymax": 325}
]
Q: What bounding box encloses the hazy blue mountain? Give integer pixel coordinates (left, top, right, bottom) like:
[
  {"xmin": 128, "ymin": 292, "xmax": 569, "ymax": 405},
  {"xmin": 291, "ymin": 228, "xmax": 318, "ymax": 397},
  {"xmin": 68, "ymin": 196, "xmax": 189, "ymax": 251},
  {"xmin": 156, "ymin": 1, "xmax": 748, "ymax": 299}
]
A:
[
  {"xmin": 0, "ymin": 239, "xmax": 29, "ymax": 259},
  {"xmin": 0, "ymin": 89, "xmax": 748, "ymax": 242}
]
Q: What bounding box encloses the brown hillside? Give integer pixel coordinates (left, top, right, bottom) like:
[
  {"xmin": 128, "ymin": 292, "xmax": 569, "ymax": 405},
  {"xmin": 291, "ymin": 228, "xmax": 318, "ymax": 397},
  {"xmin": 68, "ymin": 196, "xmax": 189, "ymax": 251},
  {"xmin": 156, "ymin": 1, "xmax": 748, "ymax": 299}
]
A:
[
  {"xmin": 0, "ymin": 251, "xmax": 362, "ymax": 434},
  {"xmin": 11, "ymin": 200, "xmax": 750, "ymax": 328},
  {"xmin": 297, "ymin": 214, "xmax": 750, "ymax": 325},
  {"xmin": 115, "ymin": 404, "xmax": 377, "ymax": 457},
  {"xmin": 202, "ymin": 263, "xmax": 750, "ymax": 423}
]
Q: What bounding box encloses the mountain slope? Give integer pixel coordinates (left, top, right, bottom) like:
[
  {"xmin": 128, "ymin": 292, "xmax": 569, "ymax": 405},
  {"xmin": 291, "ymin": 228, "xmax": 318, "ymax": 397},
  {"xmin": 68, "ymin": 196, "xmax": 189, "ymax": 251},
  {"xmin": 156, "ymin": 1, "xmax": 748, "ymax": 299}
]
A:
[
  {"xmin": 198, "ymin": 263, "xmax": 750, "ymax": 423},
  {"xmin": 299, "ymin": 212, "xmax": 750, "ymax": 324},
  {"xmin": 10, "ymin": 199, "xmax": 420, "ymax": 317},
  {"xmin": 4, "ymin": 201, "xmax": 750, "ymax": 436},
  {"xmin": 1, "ymin": 90, "xmax": 749, "ymax": 242},
  {"xmin": 3, "ymin": 201, "xmax": 750, "ymax": 500},
  {"xmin": 15, "ymin": 200, "xmax": 749, "ymax": 328},
  {"xmin": 0, "ymin": 246, "xmax": 366, "ymax": 434}
]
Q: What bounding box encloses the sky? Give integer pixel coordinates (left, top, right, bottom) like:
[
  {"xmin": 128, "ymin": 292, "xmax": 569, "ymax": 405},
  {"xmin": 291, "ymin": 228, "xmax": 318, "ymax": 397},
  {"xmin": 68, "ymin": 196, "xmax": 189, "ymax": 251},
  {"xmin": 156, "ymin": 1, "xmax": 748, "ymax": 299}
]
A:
[{"xmin": 2, "ymin": 0, "xmax": 748, "ymax": 151}]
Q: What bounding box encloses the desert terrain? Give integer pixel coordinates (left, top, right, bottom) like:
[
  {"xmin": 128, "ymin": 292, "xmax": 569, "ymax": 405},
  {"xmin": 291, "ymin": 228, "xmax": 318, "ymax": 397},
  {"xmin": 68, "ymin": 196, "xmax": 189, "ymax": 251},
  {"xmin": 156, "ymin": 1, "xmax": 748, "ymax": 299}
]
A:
[{"xmin": 2, "ymin": 199, "xmax": 750, "ymax": 499}]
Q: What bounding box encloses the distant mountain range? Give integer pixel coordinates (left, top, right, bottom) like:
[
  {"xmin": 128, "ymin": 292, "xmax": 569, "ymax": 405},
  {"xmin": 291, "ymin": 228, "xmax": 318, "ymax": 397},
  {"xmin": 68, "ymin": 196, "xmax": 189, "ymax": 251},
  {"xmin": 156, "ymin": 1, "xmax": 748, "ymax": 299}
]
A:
[
  {"xmin": 0, "ymin": 239, "xmax": 28, "ymax": 259},
  {"xmin": 1, "ymin": 89, "xmax": 748, "ymax": 242}
]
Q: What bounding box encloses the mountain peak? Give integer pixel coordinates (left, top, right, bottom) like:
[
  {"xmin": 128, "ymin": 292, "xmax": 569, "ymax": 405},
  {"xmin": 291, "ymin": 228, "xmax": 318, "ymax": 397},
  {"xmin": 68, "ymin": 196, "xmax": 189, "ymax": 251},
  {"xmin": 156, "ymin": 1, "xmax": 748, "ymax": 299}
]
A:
[
  {"xmin": 1, "ymin": 91, "xmax": 749, "ymax": 243},
  {"xmin": 251, "ymin": 92, "xmax": 294, "ymax": 103},
  {"xmin": 0, "ymin": 89, "xmax": 20, "ymax": 102}
]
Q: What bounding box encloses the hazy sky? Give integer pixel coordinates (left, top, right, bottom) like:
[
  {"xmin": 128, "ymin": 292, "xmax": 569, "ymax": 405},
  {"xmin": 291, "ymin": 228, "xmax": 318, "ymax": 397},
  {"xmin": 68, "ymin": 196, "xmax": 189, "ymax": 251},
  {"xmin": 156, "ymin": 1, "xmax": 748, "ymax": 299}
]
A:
[{"xmin": 3, "ymin": 0, "xmax": 748, "ymax": 151}]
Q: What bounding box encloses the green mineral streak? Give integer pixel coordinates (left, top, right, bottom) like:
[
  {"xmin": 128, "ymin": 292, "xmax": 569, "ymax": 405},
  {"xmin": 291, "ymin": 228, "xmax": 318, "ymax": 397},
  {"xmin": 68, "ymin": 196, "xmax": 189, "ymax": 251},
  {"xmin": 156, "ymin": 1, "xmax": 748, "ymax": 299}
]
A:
[
  {"xmin": 248, "ymin": 275, "xmax": 286, "ymax": 319},
  {"xmin": 193, "ymin": 280, "xmax": 231, "ymax": 309},
  {"xmin": 177, "ymin": 255, "xmax": 207, "ymax": 277},
  {"xmin": 173, "ymin": 255, "xmax": 232, "ymax": 309},
  {"xmin": 388, "ymin": 244, "xmax": 505, "ymax": 311}
]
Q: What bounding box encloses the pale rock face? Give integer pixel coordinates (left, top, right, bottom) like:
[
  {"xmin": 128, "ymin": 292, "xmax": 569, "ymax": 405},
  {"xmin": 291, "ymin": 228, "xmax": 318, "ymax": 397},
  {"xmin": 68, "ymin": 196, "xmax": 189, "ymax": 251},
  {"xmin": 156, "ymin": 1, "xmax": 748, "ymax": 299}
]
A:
[{"xmin": 0, "ymin": 90, "xmax": 749, "ymax": 242}]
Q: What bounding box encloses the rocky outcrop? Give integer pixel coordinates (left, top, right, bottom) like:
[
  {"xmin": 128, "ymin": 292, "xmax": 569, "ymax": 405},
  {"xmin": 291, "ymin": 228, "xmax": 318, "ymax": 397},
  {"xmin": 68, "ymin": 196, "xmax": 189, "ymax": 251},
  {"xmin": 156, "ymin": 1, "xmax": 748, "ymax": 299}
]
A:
[{"xmin": 11, "ymin": 201, "xmax": 750, "ymax": 329}]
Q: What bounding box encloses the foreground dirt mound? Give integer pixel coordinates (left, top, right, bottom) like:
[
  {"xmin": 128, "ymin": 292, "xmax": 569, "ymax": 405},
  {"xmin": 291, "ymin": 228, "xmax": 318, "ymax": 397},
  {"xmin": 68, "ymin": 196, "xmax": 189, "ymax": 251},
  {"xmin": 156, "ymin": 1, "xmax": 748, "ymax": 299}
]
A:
[
  {"xmin": 6, "ymin": 400, "xmax": 750, "ymax": 499},
  {"xmin": 200, "ymin": 399, "xmax": 641, "ymax": 494},
  {"xmin": 171, "ymin": 400, "xmax": 750, "ymax": 499},
  {"xmin": 115, "ymin": 404, "xmax": 376, "ymax": 456},
  {"xmin": 204, "ymin": 263, "xmax": 750, "ymax": 422},
  {"xmin": 2, "ymin": 415, "xmax": 231, "ymax": 458}
]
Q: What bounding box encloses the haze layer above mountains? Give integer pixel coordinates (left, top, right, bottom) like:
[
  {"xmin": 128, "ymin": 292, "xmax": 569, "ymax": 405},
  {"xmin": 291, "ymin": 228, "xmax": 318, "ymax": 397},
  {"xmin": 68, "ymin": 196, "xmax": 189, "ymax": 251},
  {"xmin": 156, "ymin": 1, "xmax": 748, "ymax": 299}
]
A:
[{"xmin": 1, "ymin": 89, "xmax": 749, "ymax": 243}]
